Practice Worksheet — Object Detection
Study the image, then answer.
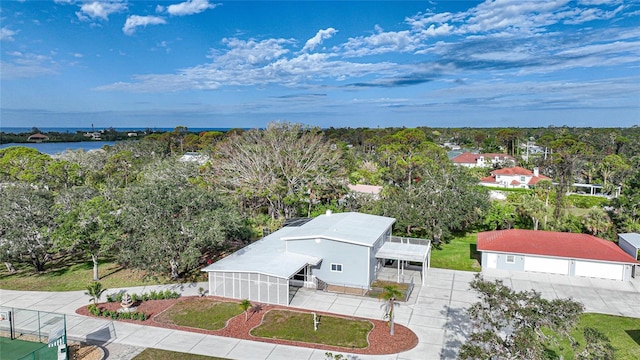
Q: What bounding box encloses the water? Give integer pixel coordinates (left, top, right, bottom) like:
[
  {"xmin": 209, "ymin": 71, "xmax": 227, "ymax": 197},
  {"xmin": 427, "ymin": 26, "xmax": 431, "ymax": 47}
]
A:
[
  {"xmin": 0, "ymin": 127, "xmax": 235, "ymax": 134},
  {"xmin": 0, "ymin": 141, "xmax": 117, "ymax": 155}
]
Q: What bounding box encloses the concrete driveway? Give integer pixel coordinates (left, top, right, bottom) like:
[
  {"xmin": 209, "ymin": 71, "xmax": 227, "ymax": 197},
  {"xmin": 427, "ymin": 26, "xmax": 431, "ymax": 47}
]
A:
[{"xmin": 1, "ymin": 268, "xmax": 638, "ymax": 360}]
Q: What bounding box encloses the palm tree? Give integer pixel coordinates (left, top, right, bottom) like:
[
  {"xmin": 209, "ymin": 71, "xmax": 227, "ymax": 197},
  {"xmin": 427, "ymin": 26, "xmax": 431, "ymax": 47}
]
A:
[
  {"xmin": 584, "ymin": 207, "xmax": 611, "ymax": 237},
  {"xmin": 239, "ymin": 299, "xmax": 252, "ymax": 321},
  {"xmin": 85, "ymin": 282, "xmax": 106, "ymax": 305},
  {"xmin": 379, "ymin": 285, "xmax": 403, "ymax": 335}
]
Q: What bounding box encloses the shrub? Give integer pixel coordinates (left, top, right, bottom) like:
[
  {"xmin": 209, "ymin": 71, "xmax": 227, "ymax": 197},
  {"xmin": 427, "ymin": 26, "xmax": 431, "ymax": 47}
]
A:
[
  {"xmin": 88, "ymin": 304, "xmax": 101, "ymax": 316},
  {"xmin": 568, "ymin": 194, "xmax": 609, "ymax": 209},
  {"xmin": 88, "ymin": 307, "xmax": 148, "ymax": 321},
  {"xmin": 104, "ymin": 290, "xmax": 180, "ymax": 304}
]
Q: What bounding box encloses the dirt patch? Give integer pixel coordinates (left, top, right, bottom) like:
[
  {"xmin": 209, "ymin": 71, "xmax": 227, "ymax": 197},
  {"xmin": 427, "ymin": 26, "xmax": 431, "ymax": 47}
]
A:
[
  {"xmin": 76, "ymin": 296, "xmax": 418, "ymax": 355},
  {"xmin": 69, "ymin": 343, "xmax": 104, "ymax": 360}
]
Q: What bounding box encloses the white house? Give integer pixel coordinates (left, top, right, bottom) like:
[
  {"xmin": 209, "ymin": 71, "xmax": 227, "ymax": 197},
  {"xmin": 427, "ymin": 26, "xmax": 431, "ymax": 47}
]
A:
[
  {"xmin": 179, "ymin": 152, "xmax": 209, "ymax": 165},
  {"xmin": 202, "ymin": 212, "xmax": 431, "ymax": 305},
  {"xmin": 480, "ymin": 166, "xmax": 551, "ymax": 189},
  {"xmin": 451, "ymin": 152, "xmax": 515, "ymax": 168}
]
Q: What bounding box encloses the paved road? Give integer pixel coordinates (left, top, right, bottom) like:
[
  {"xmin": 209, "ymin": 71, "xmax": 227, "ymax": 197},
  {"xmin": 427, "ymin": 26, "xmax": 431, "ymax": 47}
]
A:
[{"xmin": 1, "ymin": 268, "xmax": 638, "ymax": 360}]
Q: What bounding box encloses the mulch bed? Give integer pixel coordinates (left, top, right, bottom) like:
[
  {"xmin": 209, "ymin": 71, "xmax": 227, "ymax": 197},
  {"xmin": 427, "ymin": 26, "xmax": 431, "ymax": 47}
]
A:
[{"xmin": 76, "ymin": 296, "xmax": 418, "ymax": 355}]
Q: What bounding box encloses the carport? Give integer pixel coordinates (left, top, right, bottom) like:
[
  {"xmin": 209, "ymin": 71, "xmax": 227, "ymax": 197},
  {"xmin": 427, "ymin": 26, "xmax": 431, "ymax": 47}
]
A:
[{"xmin": 375, "ymin": 236, "xmax": 431, "ymax": 285}]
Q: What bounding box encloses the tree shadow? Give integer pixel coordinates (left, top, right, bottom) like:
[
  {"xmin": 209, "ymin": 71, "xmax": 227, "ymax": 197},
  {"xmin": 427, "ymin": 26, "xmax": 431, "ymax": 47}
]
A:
[
  {"xmin": 441, "ymin": 304, "xmax": 472, "ymax": 359},
  {"xmin": 626, "ymin": 330, "xmax": 640, "ymax": 346},
  {"xmin": 469, "ymin": 244, "xmax": 480, "ymax": 262}
]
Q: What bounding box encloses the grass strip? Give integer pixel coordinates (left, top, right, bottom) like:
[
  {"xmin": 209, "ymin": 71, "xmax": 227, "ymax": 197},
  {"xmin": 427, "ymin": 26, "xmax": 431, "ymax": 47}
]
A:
[{"xmin": 133, "ymin": 348, "xmax": 230, "ymax": 360}]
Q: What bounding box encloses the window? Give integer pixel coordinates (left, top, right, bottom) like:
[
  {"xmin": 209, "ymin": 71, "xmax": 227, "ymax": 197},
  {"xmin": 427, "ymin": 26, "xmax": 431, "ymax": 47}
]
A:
[
  {"xmin": 331, "ymin": 263, "xmax": 343, "ymax": 272},
  {"xmin": 520, "ymin": 176, "xmax": 526, "ymax": 182},
  {"xmin": 506, "ymin": 255, "xmax": 515, "ymax": 264}
]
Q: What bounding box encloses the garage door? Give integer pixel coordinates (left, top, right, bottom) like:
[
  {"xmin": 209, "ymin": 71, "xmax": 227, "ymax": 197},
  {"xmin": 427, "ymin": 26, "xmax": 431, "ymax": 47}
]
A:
[
  {"xmin": 575, "ymin": 261, "xmax": 623, "ymax": 280},
  {"xmin": 524, "ymin": 256, "xmax": 569, "ymax": 275}
]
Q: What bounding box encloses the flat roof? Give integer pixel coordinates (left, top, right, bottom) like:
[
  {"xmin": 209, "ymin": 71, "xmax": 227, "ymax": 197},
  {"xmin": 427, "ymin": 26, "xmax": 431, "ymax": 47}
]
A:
[
  {"xmin": 478, "ymin": 229, "xmax": 637, "ymax": 264},
  {"xmin": 202, "ymin": 226, "xmax": 321, "ymax": 279},
  {"xmin": 619, "ymin": 233, "xmax": 640, "ymax": 249},
  {"xmin": 375, "ymin": 242, "xmax": 430, "ymax": 262},
  {"xmin": 281, "ymin": 212, "xmax": 395, "ymax": 247}
]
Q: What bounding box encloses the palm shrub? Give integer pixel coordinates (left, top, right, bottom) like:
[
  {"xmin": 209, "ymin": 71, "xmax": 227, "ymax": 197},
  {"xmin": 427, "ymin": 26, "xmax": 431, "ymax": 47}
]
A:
[
  {"xmin": 239, "ymin": 299, "xmax": 252, "ymax": 321},
  {"xmin": 85, "ymin": 282, "xmax": 106, "ymax": 305},
  {"xmin": 379, "ymin": 285, "xmax": 402, "ymax": 335}
]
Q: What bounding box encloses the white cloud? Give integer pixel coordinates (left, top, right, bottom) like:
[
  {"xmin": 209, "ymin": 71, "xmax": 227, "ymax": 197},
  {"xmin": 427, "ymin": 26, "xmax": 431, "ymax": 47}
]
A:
[
  {"xmin": 166, "ymin": 0, "xmax": 218, "ymax": 16},
  {"xmin": 76, "ymin": 1, "xmax": 127, "ymax": 21},
  {"xmin": 341, "ymin": 26, "xmax": 418, "ymax": 57},
  {"xmin": 302, "ymin": 28, "xmax": 337, "ymax": 52},
  {"xmin": 95, "ymin": 36, "xmax": 403, "ymax": 92},
  {"xmin": 209, "ymin": 38, "xmax": 292, "ymax": 66},
  {"xmin": 421, "ymin": 23, "xmax": 453, "ymax": 37},
  {"xmin": 1, "ymin": 27, "xmax": 17, "ymax": 41},
  {"xmin": 406, "ymin": 10, "xmax": 454, "ymax": 30},
  {"xmin": 0, "ymin": 52, "xmax": 57, "ymax": 80},
  {"xmin": 93, "ymin": 0, "xmax": 638, "ymax": 98},
  {"xmin": 578, "ymin": 0, "xmax": 622, "ymax": 5},
  {"xmin": 460, "ymin": 0, "xmax": 569, "ymax": 34},
  {"xmin": 564, "ymin": 4, "xmax": 624, "ymax": 24},
  {"xmin": 122, "ymin": 15, "xmax": 166, "ymax": 35}
]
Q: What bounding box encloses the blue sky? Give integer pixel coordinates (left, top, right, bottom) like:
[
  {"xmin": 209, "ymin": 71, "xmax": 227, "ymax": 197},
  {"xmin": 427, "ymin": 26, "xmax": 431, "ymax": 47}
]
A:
[{"xmin": 1, "ymin": 0, "xmax": 639, "ymax": 129}]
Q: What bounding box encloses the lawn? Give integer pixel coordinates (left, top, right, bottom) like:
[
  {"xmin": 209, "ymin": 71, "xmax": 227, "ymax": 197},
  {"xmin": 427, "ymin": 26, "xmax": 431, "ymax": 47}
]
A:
[
  {"xmin": 0, "ymin": 259, "xmax": 206, "ymax": 291},
  {"xmin": 575, "ymin": 313, "xmax": 640, "ymax": 360},
  {"xmin": 133, "ymin": 348, "xmax": 230, "ymax": 360},
  {"xmin": 250, "ymin": 310, "xmax": 373, "ymax": 348},
  {"xmin": 154, "ymin": 298, "xmax": 243, "ymax": 330},
  {"xmin": 546, "ymin": 313, "xmax": 640, "ymax": 360},
  {"xmin": 430, "ymin": 234, "xmax": 481, "ymax": 272}
]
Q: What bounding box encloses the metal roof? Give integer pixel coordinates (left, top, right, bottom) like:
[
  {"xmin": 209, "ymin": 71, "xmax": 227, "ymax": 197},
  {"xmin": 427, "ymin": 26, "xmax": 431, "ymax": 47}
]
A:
[
  {"xmin": 375, "ymin": 242, "xmax": 430, "ymax": 262},
  {"xmin": 281, "ymin": 212, "xmax": 396, "ymax": 247},
  {"xmin": 203, "ymin": 212, "xmax": 396, "ymax": 278},
  {"xmin": 202, "ymin": 226, "xmax": 322, "ymax": 279},
  {"xmin": 619, "ymin": 233, "xmax": 640, "ymax": 249},
  {"xmin": 478, "ymin": 229, "xmax": 638, "ymax": 264}
]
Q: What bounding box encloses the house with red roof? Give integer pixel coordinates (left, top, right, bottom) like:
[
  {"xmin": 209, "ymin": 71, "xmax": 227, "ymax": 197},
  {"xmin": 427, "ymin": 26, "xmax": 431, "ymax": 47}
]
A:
[
  {"xmin": 451, "ymin": 152, "xmax": 515, "ymax": 168},
  {"xmin": 480, "ymin": 166, "xmax": 551, "ymax": 189},
  {"xmin": 477, "ymin": 229, "xmax": 637, "ymax": 281},
  {"xmin": 347, "ymin": 184, "xmax": 383, "ymax": 199}
]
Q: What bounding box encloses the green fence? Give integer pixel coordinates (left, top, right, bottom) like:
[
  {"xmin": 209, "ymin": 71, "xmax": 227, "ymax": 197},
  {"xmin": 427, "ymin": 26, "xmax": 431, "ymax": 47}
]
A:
[{"xmin": 0, "ymin": 307, "xmax": 67, "ymax": 360}]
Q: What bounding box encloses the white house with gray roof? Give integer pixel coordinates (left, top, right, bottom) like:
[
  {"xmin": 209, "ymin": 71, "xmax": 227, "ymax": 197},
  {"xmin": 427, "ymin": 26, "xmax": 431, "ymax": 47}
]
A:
[{"xmin": 202, "ymin": 211, "xmax": 431, "ymax": 305}]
